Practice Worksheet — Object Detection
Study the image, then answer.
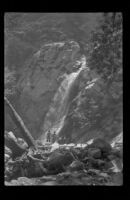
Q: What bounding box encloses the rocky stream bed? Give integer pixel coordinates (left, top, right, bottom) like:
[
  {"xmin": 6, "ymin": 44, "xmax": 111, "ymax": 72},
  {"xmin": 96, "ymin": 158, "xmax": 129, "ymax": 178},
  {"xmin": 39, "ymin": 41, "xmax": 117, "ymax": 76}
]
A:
[{"xmin": 5, "ymin": 132, "xmax": 123, "ymax": 186}]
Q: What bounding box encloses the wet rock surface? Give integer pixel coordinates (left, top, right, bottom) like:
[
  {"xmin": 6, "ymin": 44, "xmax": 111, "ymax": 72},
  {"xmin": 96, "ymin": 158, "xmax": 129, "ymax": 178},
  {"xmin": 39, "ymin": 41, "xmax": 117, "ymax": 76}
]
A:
[{"xmin": 5, "ymin": 135, "xmax": 123, "ymax": 186}]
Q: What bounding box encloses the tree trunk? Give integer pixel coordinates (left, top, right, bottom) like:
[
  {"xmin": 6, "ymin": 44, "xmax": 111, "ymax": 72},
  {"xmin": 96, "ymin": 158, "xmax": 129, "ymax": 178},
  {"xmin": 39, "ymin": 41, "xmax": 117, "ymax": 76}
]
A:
[{"xmin": 4, "ymin": 97, "xmax": 36, "ymax": 149}]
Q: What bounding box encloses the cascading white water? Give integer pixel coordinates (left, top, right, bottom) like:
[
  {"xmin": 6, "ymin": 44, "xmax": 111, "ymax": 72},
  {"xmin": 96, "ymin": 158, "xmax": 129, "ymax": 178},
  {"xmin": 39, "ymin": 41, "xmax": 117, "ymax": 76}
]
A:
[{"xmin": 41, "ymin": 56, "xmax": 88, "ymax": 142}]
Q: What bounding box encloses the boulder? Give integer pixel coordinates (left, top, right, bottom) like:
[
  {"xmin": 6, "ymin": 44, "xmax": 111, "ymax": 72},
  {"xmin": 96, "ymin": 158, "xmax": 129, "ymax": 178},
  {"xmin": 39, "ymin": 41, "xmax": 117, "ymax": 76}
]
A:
[
  {"xmin": 106, "ymin": 148, "xmax": 123, "ymax": 163},
  {"xmin": 87, "ymin": 148, "xmax": 101, "ymax": 159},
  {"xmin": 68, "ymin": 160, "xmax": 84, "ymax": 171},
  {"xmin": 104, "ymin": 161, "xmax": 114, "ymax": 170},
  {"xmin": 45, "ymin": 151, "xmax": 74, "ymax": 173},
  {"xmin": 107, "ymin": 154, "xmax": 116, "ymax": 161},
  {"xmin": 5, "ymin": 146, "xmax": 12, "ymax": 156},
  {"xmin": 111, "ymin": 149, "xmax": 123, "ymax": 159},
  {"xmin": 87, "ymin": 169, "xmax": 101, "ymax": 175},
  {"xmin": 89, "ymin": 138, "xmax": 112, "ymax": 156},
  {"xmin": 5, "ymin": 154, "xmax": 11, "ymax": 162},
  {"xmin": 88, "ymin": 158, "xmax": 106, "ymax": 169},
  {"xmin": 108, "ymin": 159, "xmax": 123, "ymax": 173},
  {"xmin": 17, "ymin": 138, "xmax": 28, "ymax": 149},
  {"xmin": 47, "ymin": 150, "xmax": 63, "ymax": 162},
  {"xmin": 6, "ymin": 131, "xmax": 17, "ymax": 142},
  {"xmin": 99, "ymin": 172, "xmax": 110, "ymax": 178}
]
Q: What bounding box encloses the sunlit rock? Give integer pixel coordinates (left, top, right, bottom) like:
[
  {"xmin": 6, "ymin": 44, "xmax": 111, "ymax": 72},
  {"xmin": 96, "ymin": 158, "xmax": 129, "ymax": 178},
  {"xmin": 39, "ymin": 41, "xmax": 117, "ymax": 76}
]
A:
[
  {"xmin": 109, "ymin": 159, "xmax": 122, "ymax": 173},
  {"xmin": 7, "ymin": 131, "xmax": 17, "ymax": 142},
  {"xmin": 111, "ymin": 132, "xmax": 123, "ymax": 149},
  {"xmin": 50, "ymin": 142, "xmax": 60, "ymax": 152}
]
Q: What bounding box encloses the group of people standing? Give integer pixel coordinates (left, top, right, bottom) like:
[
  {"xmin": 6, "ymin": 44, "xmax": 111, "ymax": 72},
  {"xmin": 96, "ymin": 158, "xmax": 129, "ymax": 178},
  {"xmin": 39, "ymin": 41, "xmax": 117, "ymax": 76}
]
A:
[{"xmin": 46, "ymin": 130, "xmax": 57, "ymax": 143}]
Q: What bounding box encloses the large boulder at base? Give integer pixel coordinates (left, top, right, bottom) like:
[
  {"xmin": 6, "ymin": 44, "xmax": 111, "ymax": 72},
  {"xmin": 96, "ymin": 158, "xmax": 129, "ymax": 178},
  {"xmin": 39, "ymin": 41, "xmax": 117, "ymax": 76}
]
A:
[
  {"xmin": 87, "ymin": 148, "xmax": 102, "ymax": 159},
  {"xmin": 89, "ymin": 138, "xmax": 112, "ymax": 156},
  {"xmin": 45, "ymin": 151, "xmax": 74, "ymax": 173}
]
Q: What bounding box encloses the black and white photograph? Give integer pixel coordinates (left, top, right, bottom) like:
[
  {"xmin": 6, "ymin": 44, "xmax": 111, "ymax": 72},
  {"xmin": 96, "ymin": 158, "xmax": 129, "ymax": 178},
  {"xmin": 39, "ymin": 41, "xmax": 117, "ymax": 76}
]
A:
[{"xmin": 4, "ymin": 12, "xmax": 123, "ymax": 186}]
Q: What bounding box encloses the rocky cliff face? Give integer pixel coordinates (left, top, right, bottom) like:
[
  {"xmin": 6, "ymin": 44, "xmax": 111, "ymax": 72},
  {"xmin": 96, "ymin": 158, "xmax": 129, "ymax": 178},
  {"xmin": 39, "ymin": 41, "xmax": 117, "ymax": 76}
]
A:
[
  {"xmin": 11, "ymin": 41, "xmax": 84, "ymax": 139},
  {"xmin": 58, "ymin": 71, "xmax": 122, "ymax": 144},
  {"xmin": 5, "ymin": 40, "xmax": 122, "ymax": 143},
  {"xmin": 5, "ymin": 13, "xmax": 122, "ymax": 143}
]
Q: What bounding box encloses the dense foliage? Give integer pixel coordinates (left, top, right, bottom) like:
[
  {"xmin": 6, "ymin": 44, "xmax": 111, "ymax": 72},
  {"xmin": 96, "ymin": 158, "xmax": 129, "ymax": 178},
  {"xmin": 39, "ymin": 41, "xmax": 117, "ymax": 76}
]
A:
[{"xmin": 88, "ymin": 13, "xmax": 122, "ymax": 80}]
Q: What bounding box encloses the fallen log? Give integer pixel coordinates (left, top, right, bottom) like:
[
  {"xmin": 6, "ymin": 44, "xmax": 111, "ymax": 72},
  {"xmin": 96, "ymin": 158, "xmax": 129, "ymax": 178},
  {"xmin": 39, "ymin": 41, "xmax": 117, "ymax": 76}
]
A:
[{"xmin": 4, "ymin": 97, "xmax": 36, "ymax": 149}]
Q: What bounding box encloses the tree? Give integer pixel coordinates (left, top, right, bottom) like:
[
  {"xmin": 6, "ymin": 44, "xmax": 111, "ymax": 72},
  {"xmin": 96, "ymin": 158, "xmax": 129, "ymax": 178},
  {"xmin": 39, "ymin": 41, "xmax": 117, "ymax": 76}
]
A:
[{"xmin": 88, "ymin": 13, "xmax": 122, "ymax": 80}]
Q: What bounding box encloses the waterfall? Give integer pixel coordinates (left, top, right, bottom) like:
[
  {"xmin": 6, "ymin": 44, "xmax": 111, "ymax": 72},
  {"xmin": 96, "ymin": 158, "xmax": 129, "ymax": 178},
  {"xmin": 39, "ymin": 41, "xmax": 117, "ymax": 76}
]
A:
[{"xmin": 41, "ymin": 56, "xmax": 88, "ymax": 142}]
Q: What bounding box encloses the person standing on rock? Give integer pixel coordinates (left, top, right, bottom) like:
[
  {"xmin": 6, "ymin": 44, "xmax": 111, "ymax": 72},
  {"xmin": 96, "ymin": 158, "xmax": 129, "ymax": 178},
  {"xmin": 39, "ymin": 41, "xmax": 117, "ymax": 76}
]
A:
[
  {"xmin": 52, "ymin": 132, "xmax": 57, "ymax": 143},
  {"xmin": 46, "ymin": 130, "xmax": 51, "ymax": 143}
]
